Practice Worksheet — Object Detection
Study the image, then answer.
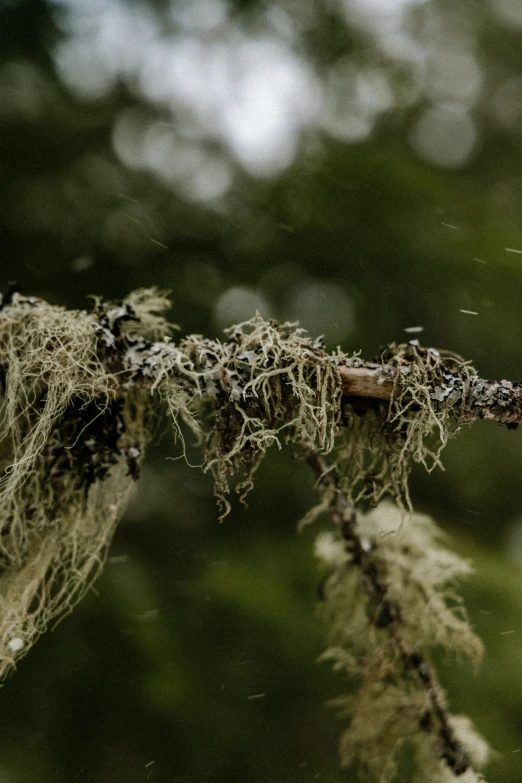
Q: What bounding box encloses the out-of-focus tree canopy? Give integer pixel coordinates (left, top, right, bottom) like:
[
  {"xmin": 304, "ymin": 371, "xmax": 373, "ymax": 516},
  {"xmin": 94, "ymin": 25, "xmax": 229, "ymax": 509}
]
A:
[{"xmin": 2, "ymin": 1, "xmax": 522, "ymax": 781}]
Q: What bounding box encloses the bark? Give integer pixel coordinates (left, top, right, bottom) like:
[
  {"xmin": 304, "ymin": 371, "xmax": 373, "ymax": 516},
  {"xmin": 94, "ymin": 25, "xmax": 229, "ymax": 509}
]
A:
[{"xmin": 339, "ymin": 362, "xmax": 522, "ymax": 428}]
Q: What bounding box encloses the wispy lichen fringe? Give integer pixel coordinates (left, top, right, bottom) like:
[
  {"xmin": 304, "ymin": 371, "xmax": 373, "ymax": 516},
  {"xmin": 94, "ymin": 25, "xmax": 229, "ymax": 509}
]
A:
[
  {"xmin": 0, "ymin": 454, "xmax": 135, "ymax": 675},
  {"xmin": 0, "ymin": 295, "xmax": 116, "ymax": 520},
  {"xmin": 316, "ymin": 503, "xmax": 488, "ymax": 782},
  {"xmin": 132, "ymin": 314, "xmax": 350, "ymax": 517},
  {"xmin": 0, "ymin": 293, "xmax": 157, "ymax": 676},
  {"xmin": 339, "ymin": 343, "xmax": 477, "ymax": 511},
  {"xmin": 0, "ymin": 292, "xmax": 350, "ymax": 672}
]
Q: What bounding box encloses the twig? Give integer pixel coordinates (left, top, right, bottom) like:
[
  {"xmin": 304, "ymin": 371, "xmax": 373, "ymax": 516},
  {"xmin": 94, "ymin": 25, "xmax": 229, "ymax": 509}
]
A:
[
  {"xmin": 340, "ymin": 363, "xmax": 522, "ymax": 428},
  {"xmin": 305, "ymin": 444, "xmax": 475, "ymax": 778}
]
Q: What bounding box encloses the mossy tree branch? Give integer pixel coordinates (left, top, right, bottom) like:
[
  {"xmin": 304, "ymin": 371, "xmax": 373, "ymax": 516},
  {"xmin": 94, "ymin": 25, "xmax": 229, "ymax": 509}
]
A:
[
  {"xmin": 0, "ymin": 289, "xmax": 503, "ymax": 781},
  {"xmin": 305, "ymin": 444, "xmax": 479, "ymax": 780},
  {"xmin": 340, "ymin": 361, "xmax": 522, "ymax": 428}
]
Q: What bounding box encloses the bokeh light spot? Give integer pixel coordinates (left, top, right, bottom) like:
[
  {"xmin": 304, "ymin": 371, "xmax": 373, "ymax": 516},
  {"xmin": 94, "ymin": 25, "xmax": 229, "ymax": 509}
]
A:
[
  {"xmin": 214, "ymin": 287, "xmax": 272, "ymax": 329},
  {"xmin": 285, "ymin": 281, "xmax": 354, "ymax": 343},
  {"xmin": 409, "ymin": 105, "xmax": 477, "ymax": 169}
]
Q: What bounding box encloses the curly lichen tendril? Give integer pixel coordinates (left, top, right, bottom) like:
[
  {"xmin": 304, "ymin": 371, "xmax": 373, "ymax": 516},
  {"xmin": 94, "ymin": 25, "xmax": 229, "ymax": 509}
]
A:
[
  {"xmin": 338, "ymin": 341, "xmax": 477, "ymax": 512},
  {"xmin": 156, "ymin": 315, "xmax": 353, "ymax": 518}
]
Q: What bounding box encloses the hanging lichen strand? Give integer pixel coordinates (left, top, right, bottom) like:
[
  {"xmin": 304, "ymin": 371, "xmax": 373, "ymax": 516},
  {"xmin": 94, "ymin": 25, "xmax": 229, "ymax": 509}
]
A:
[
  {"xmin": 0, "ymin": 292, "xmax": 164, "ymax": 677},
  {"xmin": 0, "ymin": 289, "xmax": 495, "ymax": 781},
  {"xmin": 338, "ymin": 342, "xmax": 478, "ymax": 512},
  {"xmin": 140, "ymin": 313, "xmax": 350, "ymax": 517},
  {"xmin": 307, "ymin": 445, "xmax": 488, "ymax": 783}
]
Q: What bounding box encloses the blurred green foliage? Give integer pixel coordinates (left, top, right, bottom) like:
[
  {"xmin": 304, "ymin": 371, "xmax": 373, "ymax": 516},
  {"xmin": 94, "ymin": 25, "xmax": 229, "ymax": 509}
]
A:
[{"xmin": 3, "ymin": 0, "xmax": 522, "ymax": 780}]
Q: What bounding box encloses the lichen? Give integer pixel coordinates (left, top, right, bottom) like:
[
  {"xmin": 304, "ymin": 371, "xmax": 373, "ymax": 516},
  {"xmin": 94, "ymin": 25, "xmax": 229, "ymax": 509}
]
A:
[
  {"xmin": 140, "ymin": 315, "xmax": 352, "ymax": 517},
  {"xmin": 316, "ymin": 502, "xmax": 487, "ymax": 781},
  {"xmin": 0, "ymin": 294, "xmax": 116, "ymax": 520},
  {"xmin": 0, "ymin": 295, "xmax": 354, "ymax": 671},
  {"xmin": 338, "ymin": 342, "xmax": 477, "ymax": 511},
  {"xmin": 0, "ymin": 289, "xmax": 489, "ymax": 783},
  {"xmin": 413, "ymin": 716, "xmax": 490, "ymax": 783},
  {"xmin": 0, "ymin": 293, "xmax": 149, "ymax": 676}
]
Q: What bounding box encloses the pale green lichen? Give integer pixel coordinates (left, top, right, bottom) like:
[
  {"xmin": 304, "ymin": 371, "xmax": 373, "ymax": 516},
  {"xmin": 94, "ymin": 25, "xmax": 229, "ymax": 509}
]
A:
[
  {"xmin": 412, "ymin": 716, "xmax": 490, "ymax": 783},
  {"xmin": 0, "ymin": 296, "xmax": 352, "ymax": 672},
  {"xmin": 142, "ymin": 315, "xmax": 352, "ymax": 517},
  {"xmin": 0, "ymin": 293, "xmax": 150, "ymax": 677},
  {"xmin": 121, "ymin": 287, "xmax": 177, "ymax": 340},
  {"xmin": 0, "ymin": 290, "xmax": 490, "ymax": 783},
  {"xmin": 357, "ymin": 504, "xmax": 482, "ymax": 660},
  {"xmin": 338, "ymin": 342, "xmax": 477, "ymax": 511},
  {"xmin": 316, "ymin": 502, "xmax": 487, "ymax": 782},
  {"xmin": 0, "ymin": 294, "xmax": 116, "ymax": 523}
]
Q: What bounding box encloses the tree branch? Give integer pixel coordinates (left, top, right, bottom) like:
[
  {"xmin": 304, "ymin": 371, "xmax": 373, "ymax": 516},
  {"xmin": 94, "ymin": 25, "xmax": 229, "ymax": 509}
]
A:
[
  {"xmin": 0, "ymin": 291, "xmax": 492, "ymax": 779},
  {"xmin": 305, "ymin": 444, "xmax": 477, "ymax": 778},
  {"xmin": 340, "ymin": 361, "xmax": 522, "ymax": 428}
]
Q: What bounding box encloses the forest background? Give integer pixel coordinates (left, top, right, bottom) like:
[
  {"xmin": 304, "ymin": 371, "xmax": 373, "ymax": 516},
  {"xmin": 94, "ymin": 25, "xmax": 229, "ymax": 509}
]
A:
[{"xmin": 2, "ymin": 0, "xmax": 522, "ymax": 781}]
